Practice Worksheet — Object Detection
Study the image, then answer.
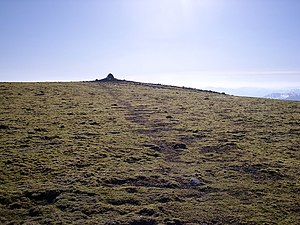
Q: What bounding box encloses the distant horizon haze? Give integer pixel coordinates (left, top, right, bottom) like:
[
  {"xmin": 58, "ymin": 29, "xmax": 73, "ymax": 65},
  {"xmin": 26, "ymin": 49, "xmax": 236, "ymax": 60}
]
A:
[
  {"xmin": 2, "ymin": 70, "xmax": 299, "ymax": 98},
  {"xmin": 3, "ymin": 70, "xmax": 300, "ymax": 89}
]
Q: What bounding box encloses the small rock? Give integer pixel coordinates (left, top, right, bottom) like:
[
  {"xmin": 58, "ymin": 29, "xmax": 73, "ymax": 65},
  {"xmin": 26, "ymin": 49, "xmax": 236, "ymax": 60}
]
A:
[
  {"xmin": 0, "ymin": 124, "xmax": 9, "ymax": 129},
  {"xmin": 138, "ymin": 208, "xmax": 155, "ymax": 216},
  {"xmin": 173, "ymin": 143, "xmax": 187, "ymax": 149},
  {"xmin": 110, "ymin": 131, "xmax": 120, "ymax": 134},
  {"xmin": 166, "ymin": 115, "xmax": 173, "ymax": 119},
  {"xmin": 189, "ymin": 178, "xmax": 201, "ymax": 186}
]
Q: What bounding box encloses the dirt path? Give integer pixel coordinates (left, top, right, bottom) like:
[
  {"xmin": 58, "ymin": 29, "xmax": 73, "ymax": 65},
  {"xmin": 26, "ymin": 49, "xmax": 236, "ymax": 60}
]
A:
[{"xmin": 100, "ymin": 83, "xmax": 184, "ymax": 163}]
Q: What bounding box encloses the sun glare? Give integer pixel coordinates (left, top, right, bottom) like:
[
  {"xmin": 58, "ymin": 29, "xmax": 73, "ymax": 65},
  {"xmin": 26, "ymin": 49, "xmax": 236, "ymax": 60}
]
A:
[
  {"xmin": 178, "ymin": 0, "xmax": 191, "ymax": 7},
  {"xmin": 178, "ymin": 0, "xmax": 212, "ymax": 10},
  {"xmin": 131, "ymin": 0, "xmax": 218, "ymax": 38}
]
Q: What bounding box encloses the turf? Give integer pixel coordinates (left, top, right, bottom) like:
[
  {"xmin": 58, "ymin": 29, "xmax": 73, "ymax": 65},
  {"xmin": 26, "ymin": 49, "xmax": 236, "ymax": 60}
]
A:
[{"xmin": 0, "ymin": 81, "xmax": 299, "ymax": 225}]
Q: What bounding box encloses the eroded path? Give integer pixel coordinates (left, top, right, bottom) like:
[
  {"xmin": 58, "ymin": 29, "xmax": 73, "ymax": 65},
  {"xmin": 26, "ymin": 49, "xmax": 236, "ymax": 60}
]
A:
[{"xmin": 101, "ymin": 83, "xmax": 188, "ymax": 163}]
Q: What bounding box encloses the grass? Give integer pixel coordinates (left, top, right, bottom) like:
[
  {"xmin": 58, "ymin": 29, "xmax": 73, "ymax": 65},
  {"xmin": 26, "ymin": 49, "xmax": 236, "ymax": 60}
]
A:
[{"xmin": 0, "ymin": 81, "xmax": 299, "ymax": 224}]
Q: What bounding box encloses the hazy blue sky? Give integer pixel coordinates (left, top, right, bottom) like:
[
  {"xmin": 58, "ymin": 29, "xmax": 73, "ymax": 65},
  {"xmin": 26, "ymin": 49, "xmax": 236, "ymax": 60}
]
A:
[{"xmin": 1, "ymin": 0, "xmax": 300, "ymax": 90}]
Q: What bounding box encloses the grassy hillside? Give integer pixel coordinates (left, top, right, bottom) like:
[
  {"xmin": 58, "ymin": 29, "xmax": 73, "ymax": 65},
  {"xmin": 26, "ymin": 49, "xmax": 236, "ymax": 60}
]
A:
[{"xmin": 0, "ymin": 82, "xmax": 299, "ymax": 225}]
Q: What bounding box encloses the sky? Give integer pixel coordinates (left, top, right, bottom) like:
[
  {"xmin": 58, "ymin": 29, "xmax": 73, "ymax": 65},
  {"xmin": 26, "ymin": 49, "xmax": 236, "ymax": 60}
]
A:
[{"xmin": 1, "ymin": 0, "xmax": 300, "ymax": 93}]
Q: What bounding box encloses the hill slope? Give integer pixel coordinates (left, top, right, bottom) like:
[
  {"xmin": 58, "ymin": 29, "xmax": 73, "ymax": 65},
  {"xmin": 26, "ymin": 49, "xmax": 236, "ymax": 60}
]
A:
[{"xmin": 1, "ymin": 82, "xmax": 300, "ymax": 225}]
